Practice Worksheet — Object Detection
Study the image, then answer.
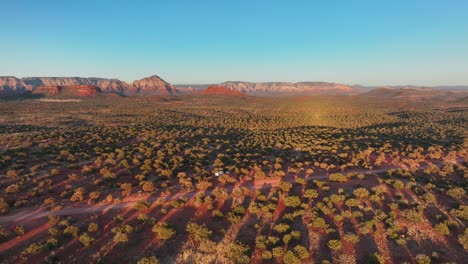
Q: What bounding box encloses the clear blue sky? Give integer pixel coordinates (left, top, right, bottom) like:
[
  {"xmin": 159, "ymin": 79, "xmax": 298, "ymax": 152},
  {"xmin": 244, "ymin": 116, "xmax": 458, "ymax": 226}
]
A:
[{"xmin": 1, "ymin": 0, "xmax": 467, "ymax": 85}]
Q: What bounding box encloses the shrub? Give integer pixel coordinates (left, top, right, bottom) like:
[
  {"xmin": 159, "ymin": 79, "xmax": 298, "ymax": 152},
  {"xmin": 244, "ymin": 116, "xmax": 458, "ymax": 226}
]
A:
[
  {"xmin": 353, "ymin": 187, "xmax": 370, "ymax": 199},
  {"xmin": 79, "ymin": 233, "xmax": 95, "ymax": 246},
  {"xmin": 345, "ymin": 198, "xmax": 360, "ymax": 208},
  {"xmin": 0, "ymin": 198, "xmax": 9, "ymax": 214},
  {"xmin": 22, "ymin": 242, "xmax": 43, "ymax": 255},
  {"xmin": 227, "ymin": 212, "xmax": 243, "ymax": 224},
  {"xmin": 64, "ymin": 225, "xmax": 79, "ymax": 237},
  {"xmin": 70, "ymin": 187, "xmax": 86, "ymax": 202},
  {"xmin": 402, "ymin": 208, "xmax": 423, "ymax": 223},
  {"xmin": 152, "ymin": 222, "xmax": 176, "ymax": 240},
  {"xmin": 14, "ymin": 225, "xmax": 25, "ymax": 236},
  {"xmin": 0, "ymin": 226, "xmax": 10, "ymax": 239},
  {"xmin": 211, "ymin": 210, "xmax": 224, "ymax": 219},
  {"xmin": 113, "ymin": 232, "xmax": 128, "ymax": 243},
  {"xmin": 48, "ymin": 228, "xmax": 58, "ymax": 236},
  {"xmin": 273, "ymin": 223, "xmax": 290, "ymax": 233},
  {"xmin": 68, "ymin": 173, "xmax": 79, "ymax": 181},
  {"xmin": 329, "ymin": 173, "xmax": 346, "ymax": 182},
  {"xmin": 89, "ymin": 191, "xmax": 100, "ymax": 201},
  {"xmin": 226, "ymin": 242, "xmax": 250, "ymax": 262},
  {"xmin": 327, "ymin": 239, "xmax": 342, "ymax": 251},
  {"xmin": 294, "ymin": 245, "xmax": 310, "ymax": 259},
  {"xmin": 186, "ymin": 222, "xmax": 212, "ymax": 242},
  {"xmin": 6, "ymin": 184, "xmax": 19, "ymax": 193},
  {"xmin": 450, "ymin": 205, "xmax": 468, "ymax": 220},
  {"xmin": 43, "ymin": 197, "xmax": 55, "ymax": 206},
  {"xmin": 330, "ymin": 194, "xmax": 345, "ymax": 204},
  {"xmin": 112, "ymin": 224, "xmax": 134, "ymax": 234},
  {"xmin": 262, "ymin": 250, "xmax": 273, "ymax": 260},
  {"xmin": 272, "ymin": 247, "xmax": 284, "ymax": 258},
  {"xmin": 279, "ymin": 181, "xmax": 292, "ymax": 192},
  {"xmin": 393, "ymin": 180, "xmax": 405, "ymax": 189},
  {"xmin": 296, "ymin": 178, "xmax": 306, "ymax": 185},
  {"xmin": 268, "ymin": 236, "xmax": 280, "ymax": 245},
  {"xmin": 137, "ymin": 256, "xmax": 160, "ymax": 264},
  {"xmin": 311, "ymin": 216, "xmax": 328, "ymax": 229},
  {"xmin": 283, "ymin": 250, "xmax": 301, "ymax": 264},
  {"xmin": 344, "ymin": 233, "xmax": 360, "ymax": 243},
  {"xmin": 120, "ymin": 183, "xmax": 133, "ymax": 196},
  {"xmin": 88, "ymin": 222, "xmax": 99, "ymax": 233},
  {"xmin": 7, "ymin": 170, "xmax": 18, "ymax": 178},
  {"xmin": 196, "ymin": 181, "xmax": 212, "ymax": 191},
  {"xmin": 100, "ymin": 167, "xmax": 116, "ymax": 179},
  {"xmin": 284, "ymin": 196, "xmax": 302, "ymax": 208},
  {"xmin": 304, "ymin": 189, "xmax": 318, "ymax": 199},
  {"xmin": 48, "ymin": 215, "xmax": 61, "ymax": 226},
  {"xmin": 142, "ymin": 181, "xmax": 155, "ymax": 192},
  {"xmin": 447, "ymin": 188, "xmax": 465, "ymax": 200},
  {"xmin": 458, "ymin": 228, "xmax": 468, "ymax": 250},
  {"xmin": 133, "ymin": 200, "xmax": 150, "ymax": 211},
  {"xmin": 45, "ymin": 238, "xmax": 58, "ymax": 250},
  {"xmin": 291, "ymin": 230, "xmax": 301, "ymax": 240},
  {"xmin": 434, "ymin": 222, "xmax": 450, "ymax": 235},
  {"xmin": 415, "ymin": 254, "xmax": 431, "ymax": 264}
]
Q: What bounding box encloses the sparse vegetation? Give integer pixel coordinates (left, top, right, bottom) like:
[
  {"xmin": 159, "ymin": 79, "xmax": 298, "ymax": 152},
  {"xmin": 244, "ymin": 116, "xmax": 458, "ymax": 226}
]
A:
[{"xmin": 0, "ymin": 95, "xmax": 466, "ymax": 263}]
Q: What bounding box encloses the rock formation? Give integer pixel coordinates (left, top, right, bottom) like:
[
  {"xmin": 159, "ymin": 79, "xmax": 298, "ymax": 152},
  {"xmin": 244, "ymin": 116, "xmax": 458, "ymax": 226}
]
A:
[
  {"xmin": 73, "ymin": 85, "xmax": 101, "ymax": 96},
  {"xmin": 131, "ymin": 75, "xmax": 178, "ymax": 95},
  {"xmin": 0, "ymin": 77, "xmax": 30, "ymax": 96},
  {"xmin": 222, "ymin": 81, "xmax": 357, "ymax": 95},
  {"xmin": 1, "ymin": 75, "xmax": 178, "ymax": 97},
  {"xmin": 23, "ymin": 77, "xmax": 128, "ymax": 94},
  {"xmin": 33, "ymin": 86, "xmax": 62, "ymax": 95},
  {"xmin": 199, "ymin": 85, "xmax": 245, "ymax": 96},
  {"xmin": 33, "ymin": 85, "xmax": 101, "ymax": 96}
]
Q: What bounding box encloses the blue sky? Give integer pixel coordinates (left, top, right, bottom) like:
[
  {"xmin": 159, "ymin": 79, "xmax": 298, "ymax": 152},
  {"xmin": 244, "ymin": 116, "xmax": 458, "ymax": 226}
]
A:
[{"xmin": 1, "ymin": 0, "xmax": 467, "ymax": 85}]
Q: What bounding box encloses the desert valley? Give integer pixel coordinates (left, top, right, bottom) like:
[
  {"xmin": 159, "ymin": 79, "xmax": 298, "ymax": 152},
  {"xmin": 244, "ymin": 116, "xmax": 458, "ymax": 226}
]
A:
[
  {"xmin": 0, "ymin": 75, "xmax": 467, "ymax": 263},
  {"xmin": 2, "ymin": 1, "xmax": 468, "ymax": 264}
]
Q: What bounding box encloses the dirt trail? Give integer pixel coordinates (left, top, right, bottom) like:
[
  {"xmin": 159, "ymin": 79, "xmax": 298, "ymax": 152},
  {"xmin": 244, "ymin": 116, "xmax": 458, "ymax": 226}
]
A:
[
  {"xmin": 0, "ymin": 224, "xmax": 49, "ymax": 253},
  {"xmin": 0, "ymin": 158, "xmax": 463, "ymax": 226}
]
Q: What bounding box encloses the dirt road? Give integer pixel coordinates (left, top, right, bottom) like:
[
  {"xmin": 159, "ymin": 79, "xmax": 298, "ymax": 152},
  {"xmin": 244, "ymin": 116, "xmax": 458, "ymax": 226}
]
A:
[{"xmin": 0, "ymin": 158, "xmax": 463, "ymax": 225}]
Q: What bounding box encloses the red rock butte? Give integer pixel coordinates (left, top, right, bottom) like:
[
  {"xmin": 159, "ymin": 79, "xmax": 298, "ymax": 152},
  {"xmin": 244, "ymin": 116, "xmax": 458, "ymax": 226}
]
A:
[
  {"xmin": 199, "ymin": 85, "xmax": 245, "ymax": 96},
  {"xmin": 34, "ymin": 85, "xmax": 101, "ymax": 96}
]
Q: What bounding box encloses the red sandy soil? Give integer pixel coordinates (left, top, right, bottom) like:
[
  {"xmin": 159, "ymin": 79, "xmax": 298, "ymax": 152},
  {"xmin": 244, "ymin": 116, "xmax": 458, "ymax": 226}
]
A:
[{"xmin": 0, "ymin": 157, "xmax": 462, "ymax": 229}]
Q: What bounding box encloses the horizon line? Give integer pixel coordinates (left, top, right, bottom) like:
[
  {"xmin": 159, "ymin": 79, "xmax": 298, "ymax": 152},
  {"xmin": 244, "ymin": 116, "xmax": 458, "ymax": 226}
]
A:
[{"xmin": 2, "ymin": 75, "xmax": 468, "ymax": 87}]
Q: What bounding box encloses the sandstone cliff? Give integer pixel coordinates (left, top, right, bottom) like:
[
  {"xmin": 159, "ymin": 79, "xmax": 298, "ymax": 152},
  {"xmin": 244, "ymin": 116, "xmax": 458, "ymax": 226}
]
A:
[
  {"xmin": 131, "ymin": 75, "xmax": 178, "ymax": 95},
  {"xmin": 0, "ymin": 77, "xmax": 30, "ymax": 96},
  {"xmin": 199, "ymin": 85, "xmax": 245, "ymax": 96},
  {"xmin": 222, "ymin": 81, "xmax": 357, "ymax": 95},
  {"xmin": 33, "ymin": 85, "xmax": 101, "ymax": 96},
  {"xmin": 1, "ymin": 75, "xmax": 178, "ymax": 97},
  {"xmin": 23, "ymin": 77, "xmax": 129, "ymax": 94}
]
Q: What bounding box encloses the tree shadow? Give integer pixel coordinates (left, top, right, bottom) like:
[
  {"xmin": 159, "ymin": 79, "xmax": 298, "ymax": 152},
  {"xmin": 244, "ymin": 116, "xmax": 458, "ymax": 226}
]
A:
[
  {"xmin": 422, "ymin": 204, "xmax": 447, "ymax": 226},
  {"xmin": 355, "ymin": 234, "xmax": 379, "ymax": 263},
  {"xmin": 233, "ymin": 213, "xmax": 260, "ymax": 251},
  {"xmin": 0, "ymin": 92, "xmax": 44, "ymax": 101},
  {"xmin": 155, "ymin": 205, "xmax": 197, "ymax": 260}
]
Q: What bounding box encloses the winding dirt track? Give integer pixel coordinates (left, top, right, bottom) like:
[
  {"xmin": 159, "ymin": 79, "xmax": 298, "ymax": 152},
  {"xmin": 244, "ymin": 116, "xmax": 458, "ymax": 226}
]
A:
[{"xmin": 0, "ymin": 158, "xmax": 463, "ymax": 226}]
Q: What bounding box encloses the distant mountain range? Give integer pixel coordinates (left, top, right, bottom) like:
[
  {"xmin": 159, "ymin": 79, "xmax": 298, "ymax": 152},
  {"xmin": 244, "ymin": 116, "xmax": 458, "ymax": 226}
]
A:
[
  {"xmin": 220, "ymin": 81, "xmax": 357, "ymax": 95},
  {"xmin": 1, "ymin": 75, "xmax": 467, "ymax": 99},
  {"xmin": 0, "ymin": 75, "xmax": 177, "ymax": 96},
  {"xmin": 198, "ymin": 85, "xmax": 245, "ymax": 96},
  {"xmin": 359, "ymin": 86, "xmax": 468, "ymax": 102},
  {"xmin": 174, "ymin": 81, "xmax": 360, "ymax": 95},
  {"xmin": 352, "ymin": 85, "xmax": 468, "ymax": 91}
]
